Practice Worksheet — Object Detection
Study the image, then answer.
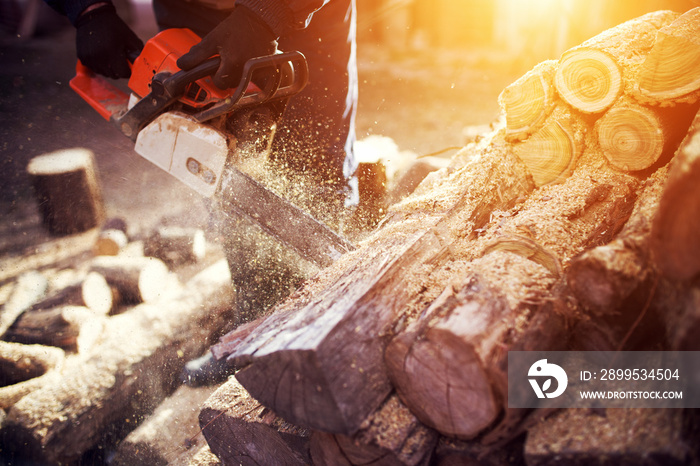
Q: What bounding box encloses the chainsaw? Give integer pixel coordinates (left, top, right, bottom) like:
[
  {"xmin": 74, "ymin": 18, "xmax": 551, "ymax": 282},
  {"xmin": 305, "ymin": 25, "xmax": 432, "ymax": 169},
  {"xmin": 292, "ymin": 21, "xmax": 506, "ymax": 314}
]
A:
[{"xmin": 70, "ymin": 28, "xmax": 354, "ymax": 268}]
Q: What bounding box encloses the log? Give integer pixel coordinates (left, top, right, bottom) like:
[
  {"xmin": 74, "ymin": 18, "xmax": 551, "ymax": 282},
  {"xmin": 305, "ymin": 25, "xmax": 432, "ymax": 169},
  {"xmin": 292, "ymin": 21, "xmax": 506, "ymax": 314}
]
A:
[
  {"xmin": 0, "ymin": 342, "xmax": 64, "ymax": 409},
  {"xmin": 554, "ymin": 10, "xmax": 678, "ymax": 114},
  {"xmin": 637, "ymin": 7, "xmax": 700, "ymax": 104},
  {"xmin": 651, "ymin": 109, "xmax": 700, "ymax": 281},
  {"xmin": 144, "ymin": 226, "xmax": 207, "ymax": 266},
  {"xmin": 111, "ymin": 384, "xmax": 220, "ymax": 466},
  {"xmin": 309, "ymin": 394, "xmax": 438, "ymax": 466},
  {"xmin": 199, "ymin": 376, "xmax": 312, "ymax": 466},
  {"xmin": 0, "ymin": 271, "xmax": 48, "ymax": 337},
  {"xmin": 567, "ymin": 166, "xmax": 668, "ymax": 316},
  {"xmin": 499, "ymin": 60, "xmax": 557, "ymax": 141},
  {"xmin": 90, "ymin": 255, "xmax": 173, "ymax": 303},
  {"xmin": 511, "ymin": 105, "xmax": 585, "ymax": 186},
  {"xmin": 524, "ymin": 408, "xmax": 697, "ymax": 465},
  {"xmin": 26, "ymin": 148, "xmax": 104, "ymax": 235},
  {"xmin": 3, "ymin": 305, "xmax": 95, "ymax": 350},
  {"xmin": 228, "ymin": 136, "xmax": 535, "ymax": 435},
  {"xmin": 93, "ymin": 217, "xmax": 129, "ymax": 256},
  {"xmin": 30, "ymin": 271, "xmax": 113, "ymax": 315},
  {"xmin": 0, "ymin": 259, "xmax": 235, "ymax": 464}
]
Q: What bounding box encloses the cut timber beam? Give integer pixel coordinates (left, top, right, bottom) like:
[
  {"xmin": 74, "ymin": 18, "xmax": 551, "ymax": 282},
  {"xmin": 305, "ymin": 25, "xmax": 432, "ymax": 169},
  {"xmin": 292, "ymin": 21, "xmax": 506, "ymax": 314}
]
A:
[{"xmin": 637, "ymin": 7, "xmax": 700, "ymax": 103}]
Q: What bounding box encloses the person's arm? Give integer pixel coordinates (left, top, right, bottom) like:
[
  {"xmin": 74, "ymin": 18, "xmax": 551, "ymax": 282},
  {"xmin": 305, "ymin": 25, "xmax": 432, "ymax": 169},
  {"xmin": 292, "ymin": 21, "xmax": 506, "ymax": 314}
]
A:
[
  {"xmin": 44, "ymin": 0, "xmax": 108, "ymax": 25},
  {"xmin": 235, "ymin": 0, "xmax": 330, "ymax": 36}
]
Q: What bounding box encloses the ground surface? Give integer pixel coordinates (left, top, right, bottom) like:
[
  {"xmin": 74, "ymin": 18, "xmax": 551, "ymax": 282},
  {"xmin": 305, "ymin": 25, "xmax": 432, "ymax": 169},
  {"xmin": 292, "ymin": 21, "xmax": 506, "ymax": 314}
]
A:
[{"xmin": 0, "ymin": 2, "xmax": 525, "ymax": 258}]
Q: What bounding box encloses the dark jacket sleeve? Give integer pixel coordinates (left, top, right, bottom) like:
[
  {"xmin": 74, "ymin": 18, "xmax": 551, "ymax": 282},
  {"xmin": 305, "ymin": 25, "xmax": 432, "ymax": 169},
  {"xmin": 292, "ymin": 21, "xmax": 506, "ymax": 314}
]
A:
[
  {"xmin": 44, "ymin": 0, "xmax": 113, "ymax": 25},
  {"xmin": 235, "ymin": 0, "xmax": 330, "ymax": 37}
]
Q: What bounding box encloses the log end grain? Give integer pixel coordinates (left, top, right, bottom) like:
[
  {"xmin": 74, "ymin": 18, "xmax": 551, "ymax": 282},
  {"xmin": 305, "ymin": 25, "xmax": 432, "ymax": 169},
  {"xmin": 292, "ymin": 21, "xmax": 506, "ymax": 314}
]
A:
[{"xmin": 555, "ymin": 48, "xmax": 622, "ymax": 114}]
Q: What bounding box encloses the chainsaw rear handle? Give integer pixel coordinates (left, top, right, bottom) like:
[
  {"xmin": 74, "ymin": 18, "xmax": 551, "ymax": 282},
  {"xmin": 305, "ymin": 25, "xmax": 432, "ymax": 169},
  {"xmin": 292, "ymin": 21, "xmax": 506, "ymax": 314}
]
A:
[{"xmin": 192, "ymin": 51, "xmax": 309, "ymax": 123}]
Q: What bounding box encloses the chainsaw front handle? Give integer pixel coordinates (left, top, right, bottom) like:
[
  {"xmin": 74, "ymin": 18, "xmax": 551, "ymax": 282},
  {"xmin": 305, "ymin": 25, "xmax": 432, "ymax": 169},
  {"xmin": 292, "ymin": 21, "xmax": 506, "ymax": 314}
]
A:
[{"xmin": 69, "ymin": 61, "xmax": 130, "ymax": 121}]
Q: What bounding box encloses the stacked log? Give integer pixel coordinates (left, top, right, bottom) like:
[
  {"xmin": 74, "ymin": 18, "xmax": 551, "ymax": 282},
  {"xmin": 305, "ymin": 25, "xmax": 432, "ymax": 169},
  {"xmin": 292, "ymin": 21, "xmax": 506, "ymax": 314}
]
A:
[{"xmin": 198, "ymin": 8, "xmax": 700, "ymax": 466}]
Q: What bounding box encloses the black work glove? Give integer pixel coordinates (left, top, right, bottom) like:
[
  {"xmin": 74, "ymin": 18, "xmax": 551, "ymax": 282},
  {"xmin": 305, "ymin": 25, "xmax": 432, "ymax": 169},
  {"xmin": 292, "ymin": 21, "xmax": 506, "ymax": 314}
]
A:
[
  {"xmin": 177, "ymin": 6, "xmax": 278, "ymax": 90},
  {"xmin": 74, "ymin": 3, "xmax": 143, "ymax": 79}
]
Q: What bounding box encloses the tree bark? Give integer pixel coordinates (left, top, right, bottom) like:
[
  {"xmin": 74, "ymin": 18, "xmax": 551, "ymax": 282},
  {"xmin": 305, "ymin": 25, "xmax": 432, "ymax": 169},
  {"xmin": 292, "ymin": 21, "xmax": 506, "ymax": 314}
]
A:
[
  {"xmin": 554, "ymin": 10, "xmax": 678, "ymax": 114},
  {"xmin": 26, "ymin": 148, "xmax": 104, "ymax": 235},
  {"xmin": 228, "ymin": 137, "xmax": 534, "ymax": 436},
  {"xmin": 309, "ymin": 394, "xmax": 438, "ymax": 466},
  {"xmin": 637, "ymin": 7, "xmax": 700, "ymax": 104},
  {"xmin": 199, "ymin": 376, "xmax": 312, "ymax": 466},
  {"xmin": 651, "ymin": 109, "xmax": 700, "ymax": 281},
  {"xmin": 1, "ymin": 260, "xmax": 235, "ymax": 465}
]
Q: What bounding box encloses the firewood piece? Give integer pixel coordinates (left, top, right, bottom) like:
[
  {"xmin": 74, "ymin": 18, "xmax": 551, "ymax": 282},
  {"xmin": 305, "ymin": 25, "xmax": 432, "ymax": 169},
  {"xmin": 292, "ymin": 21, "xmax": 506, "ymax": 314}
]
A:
[
  {"xmin": 144, "ymin": 226, "xmax": 206, "ymax": 266},
  {"xmin": 309, "ymin": 394, "xmax": 438, "ymax": 466},
  {"xmin": 638, "ymin": 7, "xmax": 700, "ymax": 103},
  {"xmin": 499, "ymin": 60, "xmax": 557, "ymax": 141},
  {"xmin": 0, "ymin": 271, "xmax": 48, "ymax": 337},
  {"xmin": 31, "ymin": 271, "xmax": 113, "ymax": 315},
  {"xmin": 229, "ymin": 138, "xmax": 534, "ymax": 436},
  {"xmin": 3, "ymin": 305, "xmax": 94, "ymax": 350},
  {"xmin": 0, "ymin": 342, "xmax": 64, "ymax": 409},
  {"xmin": 26, "ymin": 148, "xmax": 104, "ymax": 235},
  {"xmin": 93, "ymin": 217, "xmax": 129, "ymax": 256},
  {"xmin": 651, "ymin": 109, "xmax": 700, "ymax": 281},
  {"xmin": 90, "ymin": 255, "xmax": 171, "ymax": 303},
  {"xmin": 554, "ymin": 10, "xmax": 678, "ymax": 114},
  {"xmin": 524, "ymin": 408, "xmax": 695, "ymax": 465},
  {"xmin": 199, "ymin": 377, "xmax": 311, "ymax": 466},
  {"xmin": 1, "ymin": 260, "xmax": 235, "ymax": 465},
  {"xmin": 512, "ymin": 105, "xmax": 583, "ymax": 186},
  {"xmin": 111, "ymin": 384, "xmax": 219, "ymax": 466},
  {"xmin": 568, "ymin": 167, "xmax": 668, "ymax": 315}
]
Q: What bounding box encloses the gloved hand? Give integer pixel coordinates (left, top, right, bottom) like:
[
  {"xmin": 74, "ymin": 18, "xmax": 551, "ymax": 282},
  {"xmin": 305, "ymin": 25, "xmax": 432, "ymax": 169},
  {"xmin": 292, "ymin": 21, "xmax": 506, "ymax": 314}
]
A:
[
  {"xmin": 177, "ymin": 6, "xmax": 278, "ymax": 90},
  {"xmin": 74, "ymin": 3, "xmax": 143, "ymax": 79}
]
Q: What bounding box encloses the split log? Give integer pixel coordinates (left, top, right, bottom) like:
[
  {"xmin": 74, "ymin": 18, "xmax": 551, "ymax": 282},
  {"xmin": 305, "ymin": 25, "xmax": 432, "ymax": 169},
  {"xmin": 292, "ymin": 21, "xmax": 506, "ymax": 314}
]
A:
[
  {"xmin": 651, "ymin": 109, "xmax": 700, "ymax": 281},
  {"xmin": 144, "ymin": 226, "xmax": 206, "ymax": 266},
  {"xmin": 111, "ymin": 384, "xmax": 220, "ymax": 466},
  {"xmin": 554, "ymin": 10, "xmax": 678, "ymax": 114},
  {"xmin": 227, "ymin": 136, "xmax": 535, "ymax": 435},
  {"xmin": 0, "ymin": 342, "xmax": 64, "ymax": 409},
  {"xmin": 0, "ymin": 271, "xmax": 48, "ymax": 336},
  {"xmin": 309, "ymin": 394, "xmax": 438, "ymax": 466},
  {"xmin": 90, "ymin": 255, "xmax": 172, "ymax": 303},
  {"xmin": 499, "ymin": 60, "xmax": 557, "ymax": 141},
  {"xmin": 199, "ymin": 376, "xmax": 311, "ymax": 466},
  {"xmin": 3, "ymin": 305, "xmax": 95, "ymax": 350},
  {"xmin": 0, "ymin": 260, "xmax": 235, "ymax": 465},
  {"xmin": 637, "ymin": 7, "xmax": 700, "ymax": 104},
  {"xmin": 30, "ymin": 271, "xmax": 113, "ymax": 315},
  {"xmin": 26, "ymin": 148, "xmax": 104, "ymax": 235},
  {"xmin": 524, "ymin": 408, "xmax": 697, "ymax": 465},
  {"xmin": 93, "ymin": 217, "xmax": 129, "ymax": 256},
  {"xmin": 511, "ymin": 105, "xmax": 585, "ymax": 186}
]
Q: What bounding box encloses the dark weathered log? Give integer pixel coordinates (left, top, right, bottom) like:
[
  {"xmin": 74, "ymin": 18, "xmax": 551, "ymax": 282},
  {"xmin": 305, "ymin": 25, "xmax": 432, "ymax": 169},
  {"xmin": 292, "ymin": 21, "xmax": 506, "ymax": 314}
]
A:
[
  {"xmin": 309, "ymin": 394, "xmax": 438, "ymax": 466},
  {"xmin": 144, "ymin": 226, "xmax": 207, "ymax": 266},
  {"xmin": 3, "ymin": 305, "xmax": 94, "ymax": 350},
  {"xmin": 0, "ymin": 271, "xmax": 48, "ymax": 336},
  {"xmin": 30, "ymin": 271, "xmax": 113, "ymax": 315},
  {"xmin": 1, "ymin": 260, "xmax": 235, "ymax": 464},
  {"xmin": 93, "ymin": 217, "xmax": 129, "ymax": 256},
  {"xmin": 431, "ymin": 436, "xmax": 526, "ymax": 466},
  {"xmin": 90, "ymin": 255, "xmax": 172, "ymax": 303},
  {"xmin": 199, "ymin": 376, "xmax": 311, "ymax": 466},
  {"xmin": 229, "ymin": 137, "xmax": 535, "ymax": 435},
  {"xmin": 0, "ymin": 341, "xmax": 64, "ymax": 409},
  {"xmin": 651, "ymin": 109, "xmax": 700, "ymax": 281},
  {"xmin": 26, "ymin": 148, "xmax": 104, "ymax": 235},
  {"xmin": 111, "ymin": 384, "xmax": 220, "ymax": 466},
  {"xmin": 524, "ymin": 408, "xmax": 697, "ymax": 465}
]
